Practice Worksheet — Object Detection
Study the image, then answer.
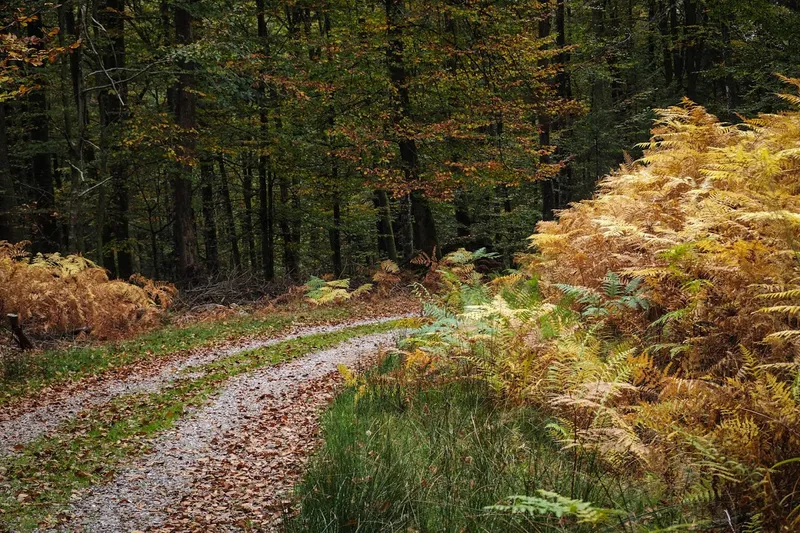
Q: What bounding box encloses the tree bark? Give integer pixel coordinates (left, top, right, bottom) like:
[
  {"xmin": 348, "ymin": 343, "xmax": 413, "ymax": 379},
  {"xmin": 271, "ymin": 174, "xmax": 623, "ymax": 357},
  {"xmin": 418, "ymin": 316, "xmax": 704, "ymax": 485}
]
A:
[
  {"xmin": 539, "ymin": 6, "xmax": 556, "ymax": 221},
  {"xmin": 684, "ymin": 0, "xmax": 699, "ymax": 101},
  {"xmin": 410, "ymin": 191, "xmax": 437, "ymax": 256},
  {"xmin": 0, "ymin": 104, "xmax": 16, "ymax": 243},
  {"xmin": 278, "ymin": 176, "xmax": 301, "ymax": 280},
  {"xmin": 27, "ymin": 15, "xmax": 59, "ymax": 253},
  {"xmin": 657, "ymin": 0, "xmax": 673, "ymax": 87},
  {"xmin": 258, "ymin": 153, "xmax": 275, "ymax": 280},
  {"xmin": 172, "ymin": 1, "xmax": 201, "ymax": 280},
  {"xmin": 256, "ymin": 0, "xmax": 275, "ymax": 281},
  {"xmin": 57, "ymin": 3, "xmax": 82, "ymax": 253},
  {"xmin": 200, "ymin": 160, "xmax": 219, "ymax": 273},
  {"xmin": 374, "ymin": 190, "xmax": 398, "ymax": 262},
  {"xmin": 242, "ymin": 155, "xmax": 257, "ymax": 270},
  {"xmin": 329, "ymin": 186, "xmax": 343, "ymax": 277},
  {"xmin": 217, "ymin": 156, "xmax": 241, "ymax": 270},
  {"xmin": 95, "ymin": 0, "xmax": 132, "ymax": 277},
  {"xmin": 670, "ymin": 2, "xmax": 683, "ymax": 91},
  {"xmin": 554, "ymin": 0, "xmax": 573, "ymax": 207},
  {"xmin": 384, "ymin": 0, "xmax": 437, "ymax": 257}
]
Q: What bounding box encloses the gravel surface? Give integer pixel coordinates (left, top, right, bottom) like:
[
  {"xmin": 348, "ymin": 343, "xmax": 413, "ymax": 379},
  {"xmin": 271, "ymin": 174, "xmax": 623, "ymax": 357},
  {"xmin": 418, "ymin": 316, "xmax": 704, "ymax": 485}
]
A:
[
  {"xmin": 43, "ymin": 329, "xmax": 405, "ymax": 533},
  {"xmin": 0, "ymin": 315, "xmax": 410, "ymax": 457}
]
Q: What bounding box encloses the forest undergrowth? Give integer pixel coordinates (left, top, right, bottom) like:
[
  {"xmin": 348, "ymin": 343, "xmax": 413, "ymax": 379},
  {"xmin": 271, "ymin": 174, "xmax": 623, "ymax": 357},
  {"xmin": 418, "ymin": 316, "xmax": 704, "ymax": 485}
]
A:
[{"xmin": 292, "ymin": 91, "xmax": 800, "ymax": 531}]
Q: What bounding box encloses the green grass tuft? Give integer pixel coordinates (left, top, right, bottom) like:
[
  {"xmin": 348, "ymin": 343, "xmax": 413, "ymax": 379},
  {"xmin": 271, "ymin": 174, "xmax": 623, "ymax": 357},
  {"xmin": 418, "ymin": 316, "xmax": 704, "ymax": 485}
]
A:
[{"xmin": 290, "ymin": 356, "xmax": 676, "ymax": 532}]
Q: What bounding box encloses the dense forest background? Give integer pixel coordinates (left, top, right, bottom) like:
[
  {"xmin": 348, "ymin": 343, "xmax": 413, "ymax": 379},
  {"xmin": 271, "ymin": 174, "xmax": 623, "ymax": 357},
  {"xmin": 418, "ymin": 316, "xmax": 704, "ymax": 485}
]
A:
[{"xmin": 1, "ymin": 0, "xmax": 799, "ymax": 284}]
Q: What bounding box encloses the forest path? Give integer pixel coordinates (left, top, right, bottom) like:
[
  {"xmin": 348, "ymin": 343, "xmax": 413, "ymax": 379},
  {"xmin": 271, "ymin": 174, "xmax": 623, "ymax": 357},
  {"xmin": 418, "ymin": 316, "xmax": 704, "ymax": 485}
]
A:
[
  {"xmin": 39, "ymin": 327, "xmax": 406, "ymax": 533},
  {"xmin": 0, "ymin": 315, "xmax": 405, "ymax": 457}
]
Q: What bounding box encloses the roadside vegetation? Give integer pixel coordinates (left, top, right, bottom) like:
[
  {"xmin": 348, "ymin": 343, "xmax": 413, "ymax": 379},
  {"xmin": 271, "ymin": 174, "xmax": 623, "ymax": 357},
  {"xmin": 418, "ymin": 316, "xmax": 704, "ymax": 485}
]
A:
[{"xmin": 292, "ymin": 96, "xmax": 800, "ymax": 531}]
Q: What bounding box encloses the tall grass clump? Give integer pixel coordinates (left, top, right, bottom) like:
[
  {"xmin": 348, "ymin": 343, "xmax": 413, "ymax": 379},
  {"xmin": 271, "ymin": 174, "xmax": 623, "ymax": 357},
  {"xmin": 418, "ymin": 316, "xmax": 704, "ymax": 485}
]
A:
[{"xmin": 291, "ymin": 354, "xmax": 662, "ymax": 532}]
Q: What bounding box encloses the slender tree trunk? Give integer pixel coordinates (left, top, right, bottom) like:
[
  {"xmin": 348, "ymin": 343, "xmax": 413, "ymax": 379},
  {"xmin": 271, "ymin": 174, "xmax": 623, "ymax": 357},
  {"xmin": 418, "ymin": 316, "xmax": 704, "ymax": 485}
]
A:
[
  {"xmin": 242, "ymin": 156, "xmax": 257, "ymax": 269},
  {"xmin": 278, "ymin": 176, "xmax": 300, "ymax": 280},
  {"xmin": 657, "ymin": 0, "xmax": 673, "ymax": 87},
  {"xmin": 374, "ymin": 190, "xmax": 398, "ymax": 262},
  {"xmin": 217, "ymin": 156, "xmax": 241, "ymax": 270},
  {"xmin": 27, "ymin": 15, "xmax": 59, "ymax": 253},
  {"xmin": 57, "ymin": 3, "xmax": 83, "ymax": 253},
  {"xmin": 554, "ymin": 0, "xmax": 573, "ymax": 207},
  {"xmin": 539, "ymin": 7, "xmax": 556, "ymax": 221},
  {"xmin": 721, "ymin": 17, "xmax": 737, "ymax": 114},
  {"xmin": 172, "ymin": 1, "xmax": 201, "ymax": 280},
  {"xmin": 670, "ymin": 2, "xmax": 683, "ymax": 92},
  {"xmin": 258, "ymin": 153, "xmax": 275, "ymax": 280},
  {"xmin": 255, "ymin": 0, "xmax": 276, "ymax": 280},
  {"xmin": 0, "ymin": 104, "xmax": 16, "ymax": 242},
  {"xmin": 684, "ymin": 0, "xmax": 698, "ymax": 101},
  {"xmin": 329, "ymin": 185, "xmax": 343, "ymax": 276},
  {"xmin": 200, "ymin": 160, "xmax": 220, "ymax": 273},
  {"xmin": 95, "ymin": 0, "xmax": 132, "ymax": 277},
  {"xmin": 384, "ymin": 0, "xmax": 437, "ymax": 258}
]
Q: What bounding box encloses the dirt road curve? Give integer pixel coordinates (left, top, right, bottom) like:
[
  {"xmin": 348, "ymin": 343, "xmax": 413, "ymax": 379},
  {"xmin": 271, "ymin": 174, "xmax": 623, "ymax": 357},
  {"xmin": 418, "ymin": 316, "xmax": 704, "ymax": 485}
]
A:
[{"xmin": 12, "ymin": 320, "xmax": 409, "ymax": 532}]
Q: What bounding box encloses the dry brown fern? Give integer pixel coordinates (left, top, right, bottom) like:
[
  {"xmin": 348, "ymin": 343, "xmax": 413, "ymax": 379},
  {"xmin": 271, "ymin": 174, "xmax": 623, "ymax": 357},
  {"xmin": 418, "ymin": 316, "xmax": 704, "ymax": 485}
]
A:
[{"xmin": 0, "ymin": 241, "xmax": 176, "ymax": 339}]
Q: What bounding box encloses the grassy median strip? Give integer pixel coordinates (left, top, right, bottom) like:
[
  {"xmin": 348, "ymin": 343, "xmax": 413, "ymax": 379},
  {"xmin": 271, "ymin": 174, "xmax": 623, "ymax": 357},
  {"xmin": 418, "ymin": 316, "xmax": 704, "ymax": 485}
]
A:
[
  {"xmin": 0, "ymin": 305, "xmax": 358, "ymax": 404},
  {"xmin": 0, "ymin": 318, "xmax": 414, "ymax": 531}
]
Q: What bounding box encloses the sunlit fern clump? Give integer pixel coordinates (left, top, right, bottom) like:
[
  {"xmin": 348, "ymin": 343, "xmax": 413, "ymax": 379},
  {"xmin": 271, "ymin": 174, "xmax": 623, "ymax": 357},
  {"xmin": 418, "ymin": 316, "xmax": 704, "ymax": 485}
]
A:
[
  {"xmin": 304, "ymin": 276, "xmax": 372, "ymax": 305},
  {"xmin": 402, "ymin": 83, "xmax": 800, "ymax": 530},
  {"xmin": 0, "ymin": 241, "xmax": 176, "ymax": 339}
]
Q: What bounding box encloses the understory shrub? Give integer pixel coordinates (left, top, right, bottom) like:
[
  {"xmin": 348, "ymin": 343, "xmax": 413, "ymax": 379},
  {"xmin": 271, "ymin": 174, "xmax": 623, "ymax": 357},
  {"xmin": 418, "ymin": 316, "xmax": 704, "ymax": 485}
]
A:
[
  {"xmin": 394, "ymin": 89, "xmax": 800, "ymax": 530},
  {"xmin": 0, "ymin": 241, "xmax": 176, "ymax": 339}
]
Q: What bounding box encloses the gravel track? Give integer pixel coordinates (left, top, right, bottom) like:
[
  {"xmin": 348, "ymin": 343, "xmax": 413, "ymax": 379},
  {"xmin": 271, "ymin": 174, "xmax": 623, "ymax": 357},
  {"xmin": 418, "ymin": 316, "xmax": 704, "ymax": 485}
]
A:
[
  {"xmin": 0, "ymin": 315, "xmax": 410, "ymax": 457},
  {"xmin": 40, "ymin": 329, "xmax": 405, "ymax": 533}
]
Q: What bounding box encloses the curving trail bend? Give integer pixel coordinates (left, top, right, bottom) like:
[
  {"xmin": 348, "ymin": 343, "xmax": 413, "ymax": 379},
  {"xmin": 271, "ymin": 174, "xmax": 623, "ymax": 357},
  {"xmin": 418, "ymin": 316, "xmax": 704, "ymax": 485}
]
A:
[{"xmin": 39, "ymin": 325, "xmax": 407, "ymax": 532}]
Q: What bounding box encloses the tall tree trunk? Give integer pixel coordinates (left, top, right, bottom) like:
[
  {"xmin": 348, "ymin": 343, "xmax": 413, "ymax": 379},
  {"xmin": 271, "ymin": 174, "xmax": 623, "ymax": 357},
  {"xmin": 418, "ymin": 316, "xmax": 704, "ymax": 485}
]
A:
[
  {"xmin": 670, "ymin": 2, "xmax": 683, "ymax": 92},
  {"xmin": 321, "ymin": 13, "xmax": 343, "ymax": 277},
  {"xmin": 539, "ymin": 6, "xmax": 556, "ymax": 221},
  {"xmin": 57, "ymin": 3, "xmax": 84, "ymax": 253},
  {"xmin": 384, "ymin": 0, "xmax": 437, "ymax": 257},
  {"xmin": 657, "ymin": 0, "xmax": 673, "ymax": 87},
  {"xmin": 329, "ymin": 184, "xmax": 343, "ymax": 277},
  {"xmin": 242, "ymin": 155, "xmax": 257, "ymax": 269},
  {"xmin": 96, "ymin": 0, "xmax": 132, "ymax": 277},
  {"xmin": 374, "ymin": 190, "xmax": 398, "ymax": 262},
  {"xmin": 258, "ymin": 154, "xmax": 275, "ymax": 280},
  {"xmin": 684, "ymin": 0, "xmax": 699, "ymax": 101},
  {"xmin": 217, "ymin": 156, "xmax": 241, "ymax": 270},
  {"xmin": 0, "ymin": 104, "xmax": 16, "ymax": 242},
  {"xmin": 720, "ymin": 16, "xmax": 737, "ymax": 115},
  {"xmin": 256, "ymin": 0, "xmax": 275, "ymax": 280},
  {"xmin": 172, "ymin": 1, "xmax": 201, "ymax": 280},
  {"xmin": 554, "ymin": 0, "xmax": 573, "ymax": 207},
  {"xmin": 278, "ymin": 176, "xmax": 300, "ymax": 280},
  {"xmin": 200, "ymin": 160, "xmax": 219, "ymax": 273},
  {"xmin": 27, "ymin": 15, "xmax": 59, "ymax": 253}
]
